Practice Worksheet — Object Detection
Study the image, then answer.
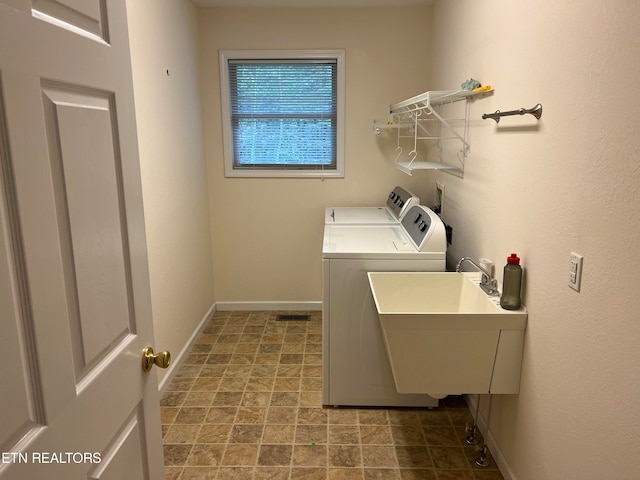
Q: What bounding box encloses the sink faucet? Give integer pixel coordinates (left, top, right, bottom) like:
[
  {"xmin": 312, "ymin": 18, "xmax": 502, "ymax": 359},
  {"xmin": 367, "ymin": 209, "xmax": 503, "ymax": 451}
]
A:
[{"xmin": 455, "ymin": 257, "xmax": 500, "ymax": 296}]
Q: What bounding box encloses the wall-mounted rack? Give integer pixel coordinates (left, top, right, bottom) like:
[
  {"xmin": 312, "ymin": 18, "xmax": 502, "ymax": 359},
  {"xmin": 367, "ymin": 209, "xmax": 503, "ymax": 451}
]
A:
[
  {"xmin": 374, "ymin": 88, "xmax": 493, "ymax": 177},
  {"xmin": 482, "ymin": 103, "xmax": 542, "ymax": 123}
]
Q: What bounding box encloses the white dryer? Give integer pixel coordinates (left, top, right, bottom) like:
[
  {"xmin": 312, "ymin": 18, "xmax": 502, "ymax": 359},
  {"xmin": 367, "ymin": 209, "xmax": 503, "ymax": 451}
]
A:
[
  {"xmin": 325, "ymin": 185, "xmax": 420, "ymax": 225},
  {"xmin": 322, "ymin": 205, "xmax": 446, "ymax": 407}
]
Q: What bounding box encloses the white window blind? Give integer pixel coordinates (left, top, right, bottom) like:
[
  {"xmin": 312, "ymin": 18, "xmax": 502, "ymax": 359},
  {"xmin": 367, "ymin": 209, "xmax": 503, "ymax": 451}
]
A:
[{"xmin": 220, "ymin": 50, "xmax": 345, "ymax": 178}]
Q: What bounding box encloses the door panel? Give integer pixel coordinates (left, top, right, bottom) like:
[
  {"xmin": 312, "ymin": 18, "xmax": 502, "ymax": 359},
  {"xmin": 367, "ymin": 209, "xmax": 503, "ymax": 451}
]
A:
[
  {"xmin": 32, "ymin": 0, "xmax": 107, "ymax": 41},
  {"xmin": 0, "ymin": 1, "xmax": 164, "ymax": 478},
  {"xmin": 0, "ymin": 80, "xmax": 42, "ymax": 453},
  {"xmin": 41, "ymin": 83, "xmax": 133, "ymax": 376},
  {"xmin": 89, "ymin": 408, "xmax": 146, "ymax": 480}
]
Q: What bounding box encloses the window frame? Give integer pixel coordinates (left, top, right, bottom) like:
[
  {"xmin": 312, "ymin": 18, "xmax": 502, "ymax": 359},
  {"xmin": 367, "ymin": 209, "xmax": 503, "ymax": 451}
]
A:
[{"xmin": 219, "ymin": 49, "xmax": 345, "ymax": 178}]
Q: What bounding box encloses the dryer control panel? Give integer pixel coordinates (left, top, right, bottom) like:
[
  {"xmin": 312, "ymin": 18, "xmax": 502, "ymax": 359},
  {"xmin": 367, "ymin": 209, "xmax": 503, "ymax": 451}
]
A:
[
  {"xmin": 401, "ymin": 205, "xmax": 447, "ymax": 252},
  {"xmin": 386, "ymin": 186, "xmax": 420, "ymax": 220}
]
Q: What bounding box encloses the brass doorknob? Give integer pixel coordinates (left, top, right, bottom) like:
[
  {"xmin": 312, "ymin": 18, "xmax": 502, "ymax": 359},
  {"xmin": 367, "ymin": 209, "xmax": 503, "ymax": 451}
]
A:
[{"xmin": 142, "ymin": 347, "xmax": 171, "ymax": 372}]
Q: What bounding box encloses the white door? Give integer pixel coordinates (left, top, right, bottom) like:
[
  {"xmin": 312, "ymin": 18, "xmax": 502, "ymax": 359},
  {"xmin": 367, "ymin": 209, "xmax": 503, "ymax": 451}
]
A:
[{"xmin": 0, "ymin": 1, "xmax": 165, "ymax": 479}]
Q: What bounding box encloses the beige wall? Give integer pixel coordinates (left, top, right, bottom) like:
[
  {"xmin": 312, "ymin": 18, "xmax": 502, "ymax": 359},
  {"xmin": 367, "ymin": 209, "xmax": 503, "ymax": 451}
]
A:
[
  {"xmin": 126, "ymin": 0, "xmax": 215, "ymax": 385},
  {"xmin": 199, "ymin": 6, "xmax": 434, "ymax": 305},
  {"xmin": 430, "ymin": 1, "xmax": 640, "ymax": 478}
]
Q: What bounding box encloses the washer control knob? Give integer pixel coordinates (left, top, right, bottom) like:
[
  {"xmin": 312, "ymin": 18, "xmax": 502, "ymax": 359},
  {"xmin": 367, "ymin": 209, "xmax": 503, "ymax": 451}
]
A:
[{"xmin": 413, "ymin": 213, "xmax": 422, "ymax": 223}]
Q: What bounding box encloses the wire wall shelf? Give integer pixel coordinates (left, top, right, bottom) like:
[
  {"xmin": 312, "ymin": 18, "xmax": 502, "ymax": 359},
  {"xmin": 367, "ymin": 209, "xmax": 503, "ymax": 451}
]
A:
[{"xmin": 374, "ymin": 88, "xmax": 493, "ymax": 177}]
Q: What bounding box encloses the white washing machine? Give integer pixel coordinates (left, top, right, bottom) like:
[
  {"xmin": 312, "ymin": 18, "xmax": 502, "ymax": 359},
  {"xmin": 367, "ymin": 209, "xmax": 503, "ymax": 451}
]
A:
[
  {"xmin": 325, "ymin": 185, "xmax": 420, "ymax": 225},
  {"xmin": 322, "ymin": 205, "xmax": 446, "ymax": 407}
]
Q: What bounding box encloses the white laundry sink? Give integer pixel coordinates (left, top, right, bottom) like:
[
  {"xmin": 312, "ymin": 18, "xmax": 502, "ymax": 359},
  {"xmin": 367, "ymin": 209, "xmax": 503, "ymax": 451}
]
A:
[{"xmin": 367, "ymin": 272, "xmax": 527, "ymax": 395}]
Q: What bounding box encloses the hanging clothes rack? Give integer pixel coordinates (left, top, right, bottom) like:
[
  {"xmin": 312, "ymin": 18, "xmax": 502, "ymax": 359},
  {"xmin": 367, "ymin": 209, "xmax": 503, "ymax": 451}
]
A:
[{"xmin": 374, "ymin": 88, "xmax": 492, "ymax": 176}]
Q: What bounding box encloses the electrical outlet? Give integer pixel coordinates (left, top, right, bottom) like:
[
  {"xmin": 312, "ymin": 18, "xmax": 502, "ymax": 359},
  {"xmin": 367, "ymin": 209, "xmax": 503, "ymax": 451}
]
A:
[{"xmin": 568, "ymin": 252, "xmax": 583, "ymax": 292}]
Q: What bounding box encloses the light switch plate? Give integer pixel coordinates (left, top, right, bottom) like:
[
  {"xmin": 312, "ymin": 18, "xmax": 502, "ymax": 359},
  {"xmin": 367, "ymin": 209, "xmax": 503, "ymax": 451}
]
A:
[{"xmin": 568, "ymin": 252, "xmax": 583, "ymax": 292}]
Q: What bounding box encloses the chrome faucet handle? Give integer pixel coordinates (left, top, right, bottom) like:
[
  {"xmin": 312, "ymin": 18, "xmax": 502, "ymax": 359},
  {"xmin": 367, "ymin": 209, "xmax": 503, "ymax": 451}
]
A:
[
  {"xmin": 479, "ymin": 282, "xmax": 500, "ymax": 296},
  {"xmin": 458, "ymin": 257, "xmax": 500, "ymax": 296},
  {"xmin": 481, "ymin": 277, "xmax": 500, "ymax": 296}
]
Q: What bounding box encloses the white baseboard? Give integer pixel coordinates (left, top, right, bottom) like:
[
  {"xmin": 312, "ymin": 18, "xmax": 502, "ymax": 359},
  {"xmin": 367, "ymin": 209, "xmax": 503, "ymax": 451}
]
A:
[
  {"xmin": 157, "ymin": 301, "xmax": 217, "ymax": 396},
  {"xmin": 464, "ymin": 394, "xmax": 517, "ymax": 480},
  {"xmin": 215, "ymin": 301, "xmax": 322, "ymax": 311}
]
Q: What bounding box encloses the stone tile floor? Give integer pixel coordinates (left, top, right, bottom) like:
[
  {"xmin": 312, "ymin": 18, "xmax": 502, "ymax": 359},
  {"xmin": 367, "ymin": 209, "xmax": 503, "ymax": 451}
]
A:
[{"xmin": 161, "ymin": 310, "xmax": 504, "ymax": 480}]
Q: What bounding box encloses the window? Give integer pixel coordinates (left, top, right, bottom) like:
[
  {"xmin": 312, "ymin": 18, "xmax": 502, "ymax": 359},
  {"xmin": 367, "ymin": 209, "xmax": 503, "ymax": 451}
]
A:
[{"xmin": 219, "ymin": 50, "xmax": 345, "ymax": 178}]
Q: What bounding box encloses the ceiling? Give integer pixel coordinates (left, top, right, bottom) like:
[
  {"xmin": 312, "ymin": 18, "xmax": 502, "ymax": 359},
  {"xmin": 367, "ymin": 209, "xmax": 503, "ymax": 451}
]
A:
[{"xmin": 192, "ymin": 0, "xmax": 433, "ymax": 7}]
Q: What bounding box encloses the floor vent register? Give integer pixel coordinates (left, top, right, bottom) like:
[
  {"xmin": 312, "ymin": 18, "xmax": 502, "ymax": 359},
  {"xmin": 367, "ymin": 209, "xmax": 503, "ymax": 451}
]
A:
[{"xmin": 276, "ymin": 314, "xmax": 311, "ymax": 322}]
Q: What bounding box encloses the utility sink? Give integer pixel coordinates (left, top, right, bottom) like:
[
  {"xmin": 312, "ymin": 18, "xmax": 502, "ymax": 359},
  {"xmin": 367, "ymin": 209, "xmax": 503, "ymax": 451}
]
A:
[{"xmin": 367, "ymin": 272, "xmax": 527, "ymax": 396}]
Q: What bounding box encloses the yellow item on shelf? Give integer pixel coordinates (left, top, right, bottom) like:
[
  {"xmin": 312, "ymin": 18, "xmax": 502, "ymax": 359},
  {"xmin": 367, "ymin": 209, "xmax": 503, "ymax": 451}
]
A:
[{"xmin": 473, "ymin": 85, "xmax": 492, "ymax": 92}]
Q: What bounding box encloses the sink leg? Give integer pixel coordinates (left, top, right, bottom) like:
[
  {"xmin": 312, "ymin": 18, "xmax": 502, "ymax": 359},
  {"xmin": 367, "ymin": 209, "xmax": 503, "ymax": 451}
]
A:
[
  {"xmin": 475, "ymin": 393, "xmax": 493, "ymax": 468},
  {"xmin": 465, "ymin": 423, "xmax": 478, "ymax": 445},
  {"xmin": 465, "ymin": 394, "xmax": 482, "ymax": 445},
  {"xmin": 475, "ymin": 444, "xmax": 491, "ymax": 467}
]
